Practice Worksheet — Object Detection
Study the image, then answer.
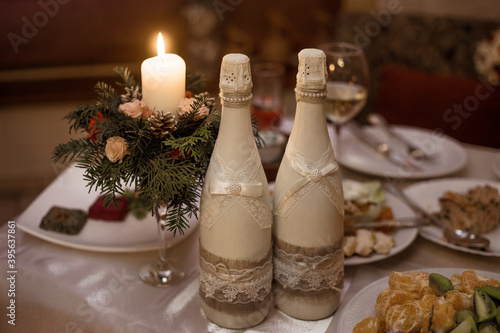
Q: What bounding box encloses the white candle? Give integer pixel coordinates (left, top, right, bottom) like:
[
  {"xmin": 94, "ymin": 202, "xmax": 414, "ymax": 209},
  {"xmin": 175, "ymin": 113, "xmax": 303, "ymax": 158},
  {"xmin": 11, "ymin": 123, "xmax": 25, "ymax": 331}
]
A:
[{"xmin": 141, "ymin": 33, "xmax": 186, "ymax": 116}]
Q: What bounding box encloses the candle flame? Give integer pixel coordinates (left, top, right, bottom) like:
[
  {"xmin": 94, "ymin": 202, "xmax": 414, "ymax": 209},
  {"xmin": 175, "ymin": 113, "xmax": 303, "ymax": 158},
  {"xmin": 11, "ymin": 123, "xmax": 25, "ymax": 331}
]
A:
[{"xmin": 157, "ymin": 33, "xmax": 165, "ymax": 57}]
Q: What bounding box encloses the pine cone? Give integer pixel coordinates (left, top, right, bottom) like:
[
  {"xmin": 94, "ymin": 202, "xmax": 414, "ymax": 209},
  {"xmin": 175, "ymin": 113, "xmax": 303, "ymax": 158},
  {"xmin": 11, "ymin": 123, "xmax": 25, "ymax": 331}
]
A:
[
  {"xmin": 149, "ymin": 111, "xmax": 177, "ymax": 138},
  {"xmin": 121, "ymin": 86, "xmax": 142, "ymax": 103}
]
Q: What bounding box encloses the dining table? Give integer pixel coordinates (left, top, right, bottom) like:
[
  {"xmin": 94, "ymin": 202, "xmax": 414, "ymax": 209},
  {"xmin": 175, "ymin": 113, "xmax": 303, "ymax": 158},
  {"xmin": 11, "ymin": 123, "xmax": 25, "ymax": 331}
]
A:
[{"xmin": 1, "ymin": 121, "xmax": 500, "ymax": 333}]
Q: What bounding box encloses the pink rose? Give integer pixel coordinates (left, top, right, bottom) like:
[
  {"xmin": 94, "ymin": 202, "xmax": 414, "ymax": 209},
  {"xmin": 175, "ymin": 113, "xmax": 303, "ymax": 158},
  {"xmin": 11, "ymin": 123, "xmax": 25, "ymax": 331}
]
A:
[
  {"xmin": 177, "ymin": 96, "xmax": 210, "ymax": 119},
  {"xmin": 177, "ymin": 97, "xmax": 196, "ymax": 116},
  {"xmin": 196, "ymin": 105, "xmax": 210, "ymax": 119},
  {"xmin": 119, "ymin": 100, "xmax": 148, "ymax": 119},
  {"xmin": 141, "ymin": 107, "xmax": 153, "ymax": 119},
  {"xmin": 105, "ymin": 136, "xmax": 128, "ymax": 163}
]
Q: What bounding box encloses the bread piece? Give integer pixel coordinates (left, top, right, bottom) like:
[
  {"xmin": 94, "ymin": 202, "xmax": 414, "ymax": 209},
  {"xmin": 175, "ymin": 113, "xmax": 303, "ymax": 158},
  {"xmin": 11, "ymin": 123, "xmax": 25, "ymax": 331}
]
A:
[
  {"xmin": 344, "ymin": 236, "xmax": 357, "ymax": 257},
  {"xmin": 373, "ymin": 231, "xmax": 395, "ymax": 255},
  {"xmin": 355, "ymin": 229, "xmax": 375, "ymax": 256}
]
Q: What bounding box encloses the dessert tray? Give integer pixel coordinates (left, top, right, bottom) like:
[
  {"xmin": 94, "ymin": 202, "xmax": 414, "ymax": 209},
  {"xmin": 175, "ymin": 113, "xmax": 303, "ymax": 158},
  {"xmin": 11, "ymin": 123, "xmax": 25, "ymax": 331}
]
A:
[{"xmin": 16, "ymin": 165, "xmax": 199, "ymax": 252}]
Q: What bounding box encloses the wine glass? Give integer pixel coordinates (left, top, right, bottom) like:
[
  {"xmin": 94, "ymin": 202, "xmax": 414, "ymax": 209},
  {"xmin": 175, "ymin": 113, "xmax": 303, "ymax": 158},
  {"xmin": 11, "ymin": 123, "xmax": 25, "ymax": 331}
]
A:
[
  {"xmin": 319, "ymin": 42, "xmax": 369, "ymax": 159},
  {"xmin": 138, "ymin": 203, "xmax": 185, "ymax": 287}
]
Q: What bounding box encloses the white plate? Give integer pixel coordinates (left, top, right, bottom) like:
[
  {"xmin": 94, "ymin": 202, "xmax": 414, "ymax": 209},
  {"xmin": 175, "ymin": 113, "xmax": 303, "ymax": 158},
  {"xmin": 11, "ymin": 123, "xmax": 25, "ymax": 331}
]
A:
[
  {"xmin": 344, "ymin": 192, "xmax": 418, "ymax": 266},
  {"xmin": 404, "ymin": 178, "xmax": 500, "ymax": 257},
  {"xmin": 16, "ymin": 165, "xmax": 199, "ymax": 252},
  {"xmin": 337, "ymin": 268, "xmax": 500, "ymax": 333},
  {"xmin": 338, "ymin": 125, "xmax": 467, "ymax": 179},
  {"xmin": 492, "ymin": 154, "xmax": 500, "ymax": 179}
]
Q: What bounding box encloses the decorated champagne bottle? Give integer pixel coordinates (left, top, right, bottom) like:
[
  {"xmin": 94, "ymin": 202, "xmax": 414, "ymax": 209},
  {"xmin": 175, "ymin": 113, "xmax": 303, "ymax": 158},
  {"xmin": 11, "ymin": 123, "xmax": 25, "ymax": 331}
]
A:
[
  {"xmin": 272, "ymin": 48, "xmax": 344, "ymax": 320},
  {"xmin": 198, "ymin": 53, "xmax": 273, "ymax": 329}
]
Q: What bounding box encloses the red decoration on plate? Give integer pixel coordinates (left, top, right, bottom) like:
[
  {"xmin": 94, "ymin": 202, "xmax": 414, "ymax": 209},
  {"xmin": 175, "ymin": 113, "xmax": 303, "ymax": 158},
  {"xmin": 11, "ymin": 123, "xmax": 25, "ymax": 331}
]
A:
[{"xmin": 88, "ymin": 196, "xmax": 129, "ymax": 221}]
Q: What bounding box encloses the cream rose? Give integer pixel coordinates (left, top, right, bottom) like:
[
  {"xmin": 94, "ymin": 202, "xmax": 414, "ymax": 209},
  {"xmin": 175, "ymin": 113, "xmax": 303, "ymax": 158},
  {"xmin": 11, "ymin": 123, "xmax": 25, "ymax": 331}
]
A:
[
  {"xmin": 105, "ymin": 136, "xmax": 128, "ymax": 163},
  {"xmin": 119, "ymin": 100, "xmax": 148, "ymax": 119},
  {"xmin": 196, "ymin": 105, "xmax": 210, "ymax": 119},
  {"xmin": 177, "ymin": 97, "xmax": 196, "ymax": 116},
  {"xmin": 177, "ymin": 97, "xmax": 210, "ymax": 119}
]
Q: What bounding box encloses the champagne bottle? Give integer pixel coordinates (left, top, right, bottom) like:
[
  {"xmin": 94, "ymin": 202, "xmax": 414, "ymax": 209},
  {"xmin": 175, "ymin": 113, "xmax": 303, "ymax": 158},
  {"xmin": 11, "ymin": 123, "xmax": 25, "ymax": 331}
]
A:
[
  {"xmin": 199, "ymin": 53, "xmax": 273, "ymax": 329},
  {"xmin": 272, "ymin": 48, "xmax": 344, "ymax": 320}
]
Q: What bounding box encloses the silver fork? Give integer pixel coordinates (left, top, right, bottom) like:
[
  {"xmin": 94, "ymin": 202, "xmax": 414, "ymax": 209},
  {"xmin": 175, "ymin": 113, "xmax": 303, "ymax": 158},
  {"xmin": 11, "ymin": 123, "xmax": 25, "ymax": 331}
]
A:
[
  {"xmin": 367, "ymin": 113, "xmax": 428, "ymax": 161},
  {"xmin": 345, "ymin": 121, "xmax": 421, "ymax": 172}
]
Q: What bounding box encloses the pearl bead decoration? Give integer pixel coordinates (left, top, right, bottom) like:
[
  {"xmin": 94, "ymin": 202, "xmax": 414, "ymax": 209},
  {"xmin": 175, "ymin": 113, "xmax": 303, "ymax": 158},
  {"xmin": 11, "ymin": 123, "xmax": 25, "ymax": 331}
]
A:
[
  {"xmin": 294, "ymin": 88, "xmax": 327, "ymax": 98},
  {"xmin": 219, "ymin": 93, "xmax": 253, "ymax": 103}
]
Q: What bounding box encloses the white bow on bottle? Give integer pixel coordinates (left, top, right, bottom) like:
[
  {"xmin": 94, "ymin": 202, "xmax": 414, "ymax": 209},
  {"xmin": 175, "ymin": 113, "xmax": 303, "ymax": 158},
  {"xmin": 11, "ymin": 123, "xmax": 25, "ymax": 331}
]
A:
[
  {"xmin": 200, "ymin": 145, "xmax": 272, "ymax": 230},
  {"xmin": 274, "ymin": 141, "xmax": 343, "ymax": 217},
  {"xmin": 209, "ymin": 181, "xmax": 263, "ymax": 197}
]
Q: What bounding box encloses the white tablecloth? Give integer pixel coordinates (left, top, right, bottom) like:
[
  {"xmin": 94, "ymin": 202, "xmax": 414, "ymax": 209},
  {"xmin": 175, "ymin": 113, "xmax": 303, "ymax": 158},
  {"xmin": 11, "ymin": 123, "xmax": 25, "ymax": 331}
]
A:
[{"xmin": 1, "ymin": 143, "xmax": 500, "ymax": 333}]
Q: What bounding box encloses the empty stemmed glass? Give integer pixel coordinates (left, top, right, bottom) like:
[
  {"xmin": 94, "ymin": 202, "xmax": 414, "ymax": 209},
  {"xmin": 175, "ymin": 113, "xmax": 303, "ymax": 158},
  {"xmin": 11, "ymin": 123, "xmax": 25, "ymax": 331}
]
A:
[{"xmin": 319, "ymin": 42, "xmax": 370, "ymax": 159}]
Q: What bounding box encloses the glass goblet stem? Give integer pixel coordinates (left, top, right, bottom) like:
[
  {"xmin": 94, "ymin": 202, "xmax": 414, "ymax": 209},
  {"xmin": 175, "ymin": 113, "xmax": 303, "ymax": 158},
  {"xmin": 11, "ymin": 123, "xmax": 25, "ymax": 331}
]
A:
[{"xmin": 138, "ymin": 204, "xmax": 185, "ymax": 287}]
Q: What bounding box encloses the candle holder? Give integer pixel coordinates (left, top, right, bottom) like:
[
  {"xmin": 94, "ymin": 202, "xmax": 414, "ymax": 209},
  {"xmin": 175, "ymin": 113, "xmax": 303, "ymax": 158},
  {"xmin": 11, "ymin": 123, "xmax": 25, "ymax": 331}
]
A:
[{"xmin": 52, "ymin": 67, "xmax": 221, "ymax": 285}]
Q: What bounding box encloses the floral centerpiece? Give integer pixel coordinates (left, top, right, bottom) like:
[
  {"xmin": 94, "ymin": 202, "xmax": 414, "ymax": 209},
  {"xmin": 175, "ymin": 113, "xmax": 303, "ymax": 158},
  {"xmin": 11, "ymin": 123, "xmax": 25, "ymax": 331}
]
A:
[
  {"xmin": 474, "ymin": 28, "xmax": 500, "ymax": 84},
  {"xmin": 53, "ymin": 67, "xmax": 221, "ymax": 236}
]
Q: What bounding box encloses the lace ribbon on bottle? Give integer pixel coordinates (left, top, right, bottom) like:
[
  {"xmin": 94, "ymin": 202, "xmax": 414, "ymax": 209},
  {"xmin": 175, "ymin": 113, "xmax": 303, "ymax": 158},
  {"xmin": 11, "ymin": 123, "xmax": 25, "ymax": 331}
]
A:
[
  {"xmin": 273, "ymin": 240, "xmax": 343, "ymax": 293},
  {"xmin": 200, "ymin": 145, "xmax": 272, "ymax": 229},
  {"xmin": 199, "ymin": 246, "xmax": 273, "ymax": 305},
  {"xmin": 274, "ymin": 141, "xmax": 343, "ymax": 217}
]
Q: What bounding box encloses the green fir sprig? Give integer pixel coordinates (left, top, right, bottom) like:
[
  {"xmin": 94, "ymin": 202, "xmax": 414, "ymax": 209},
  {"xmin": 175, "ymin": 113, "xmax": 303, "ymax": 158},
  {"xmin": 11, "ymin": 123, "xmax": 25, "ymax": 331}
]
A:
[{"xmin": 53, "ymin": 67, "xmax": 220, "ymax": 236}]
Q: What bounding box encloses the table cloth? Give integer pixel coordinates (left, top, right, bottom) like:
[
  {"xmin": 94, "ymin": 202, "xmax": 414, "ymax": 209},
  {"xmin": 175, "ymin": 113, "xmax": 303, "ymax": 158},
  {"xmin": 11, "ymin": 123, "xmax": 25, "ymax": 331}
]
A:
[{"xmin": 1, "ymin": 143, "xmax": 500, "ymax": 333}]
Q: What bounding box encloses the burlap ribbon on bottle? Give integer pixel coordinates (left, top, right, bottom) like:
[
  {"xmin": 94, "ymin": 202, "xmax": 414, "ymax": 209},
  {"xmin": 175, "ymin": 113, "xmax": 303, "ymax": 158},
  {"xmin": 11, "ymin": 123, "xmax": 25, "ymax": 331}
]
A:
[{"xmin": 199, "ymin": 245, "xmax": 273, "ymax": 315}]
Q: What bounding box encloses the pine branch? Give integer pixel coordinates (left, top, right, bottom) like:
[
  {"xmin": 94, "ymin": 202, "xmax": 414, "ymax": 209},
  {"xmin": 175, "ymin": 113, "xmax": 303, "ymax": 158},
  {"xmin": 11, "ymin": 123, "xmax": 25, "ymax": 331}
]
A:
[
  {"xmin": 114, "ymin": 66, "xmax": 136, "ymax": 88},
  {"xmin": 165, "ymin": 205, "xmax": 193, "ymax": 236},
  {"xmin": 252, "ymin": 116, "xmax": 265, "ymax": 149},
  {"xmin": 82, "ymin": 157, "xmax": 129, "ymax": 207},
  {"xmin": 52, "ymin": 138, "xmax": 101, "ymax": 164},
  {"xmin": 163, "ymin": 107, "xmax": 219, "ymax": 167},
  {"xmin": 64, "ymin": 104, "xmax": 96, "ymax": 133},
  {"xmin": 94, "ymin": 81, "xmax": 120, "ymax": 112}
]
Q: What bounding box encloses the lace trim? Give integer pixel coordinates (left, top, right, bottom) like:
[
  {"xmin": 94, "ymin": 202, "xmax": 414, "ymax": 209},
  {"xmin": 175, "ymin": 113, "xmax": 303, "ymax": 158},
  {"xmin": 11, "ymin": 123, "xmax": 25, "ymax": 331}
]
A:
[
  {"xmin": 200, "ymin": 145, "xmax": 271, "ymax": 229},
  {"xmin": 274, "ymin": 141, "xmax": 343, "ymax": 217},
  {"xmin": 273, "ymin": 241, "xmax": 343, "ymax": 293},
  {"xmin": 199, "ymin": 249, "xmax": 273, "ymax": 304}
]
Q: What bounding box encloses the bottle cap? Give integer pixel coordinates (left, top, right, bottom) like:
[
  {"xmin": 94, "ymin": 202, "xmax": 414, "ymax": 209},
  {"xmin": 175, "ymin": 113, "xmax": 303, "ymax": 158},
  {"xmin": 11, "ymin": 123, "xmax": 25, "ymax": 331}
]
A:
[
  {"xmin": 219, "ymin": 54, "xmax": 253, "ymax": 107},
  {"xmin": 296, "ymin": 48, "xmax": 327, "ymax": 91}
]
